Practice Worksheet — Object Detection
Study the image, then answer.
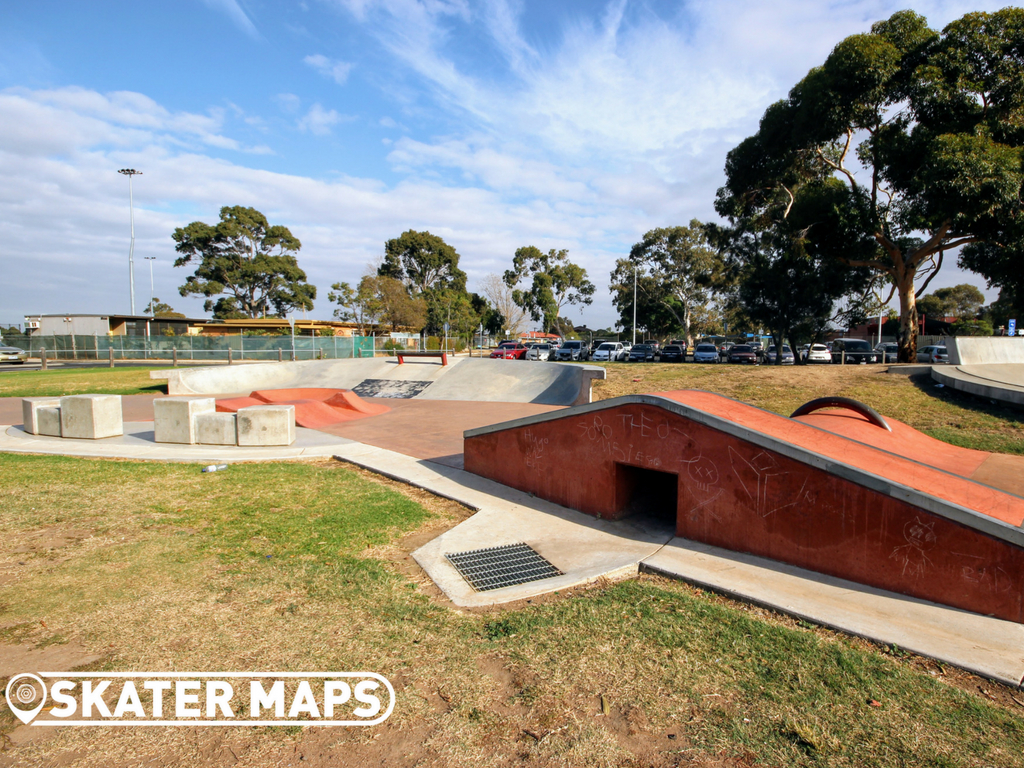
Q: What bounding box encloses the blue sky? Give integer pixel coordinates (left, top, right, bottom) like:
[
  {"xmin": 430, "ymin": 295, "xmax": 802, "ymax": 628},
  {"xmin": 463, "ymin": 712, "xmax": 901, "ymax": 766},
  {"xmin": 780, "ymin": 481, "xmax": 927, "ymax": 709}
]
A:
[{"xmin": 0, "ymin": 0, "xmax": 1008, "ymax": 328}]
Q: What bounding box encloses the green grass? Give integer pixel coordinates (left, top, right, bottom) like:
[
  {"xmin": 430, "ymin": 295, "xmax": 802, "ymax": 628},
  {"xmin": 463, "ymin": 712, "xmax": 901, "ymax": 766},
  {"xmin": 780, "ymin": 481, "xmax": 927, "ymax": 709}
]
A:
[
  {"xmin": 1, "ymin": 453, "xmax": 1023, "ymax": 766},
  {"xmin": 0, "ymin": 367, "xmax": 168, "ymax": 397}
]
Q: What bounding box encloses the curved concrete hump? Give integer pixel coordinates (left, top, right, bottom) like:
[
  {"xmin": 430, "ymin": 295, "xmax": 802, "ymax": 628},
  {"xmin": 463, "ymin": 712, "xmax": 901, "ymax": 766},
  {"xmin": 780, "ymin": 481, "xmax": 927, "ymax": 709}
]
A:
[
  {"xmin": 948, "ymin": 336, "xmax": 1024, "ymax": 365},
  {"xmin": 152, "ymin": 357, "xmax": 605, "ymax": 406},
  {"xmin": 464, "ymin": 390, "xmax": 1024, "ymax": 622},
  {"xmin": 930, "ymin": 337, "xmax": 1024, "ymax": 408}
]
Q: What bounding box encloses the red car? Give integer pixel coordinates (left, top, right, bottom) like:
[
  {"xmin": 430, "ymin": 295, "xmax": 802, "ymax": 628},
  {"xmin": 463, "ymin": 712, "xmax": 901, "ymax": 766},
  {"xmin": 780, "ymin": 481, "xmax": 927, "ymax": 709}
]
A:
[{"xmin": 490, "ymin": 342, "xmax": 528, "ymax": 360}]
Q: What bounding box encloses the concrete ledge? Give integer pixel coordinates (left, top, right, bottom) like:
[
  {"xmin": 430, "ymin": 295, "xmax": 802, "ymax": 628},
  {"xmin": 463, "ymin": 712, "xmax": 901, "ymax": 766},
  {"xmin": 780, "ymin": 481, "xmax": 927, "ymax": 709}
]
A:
[
  {"xmin": 21, "ymin": 397, "xmax": 60, "ymax": 435},
  {"xmin": 237, "ymin": 405, "xmax": 296, "ymax": 446},
  {"xmin": 195, "ymin": 412, "xmax": 237, "ymax": 445},
  {"xmin": 60, "ymin": 395, "xmax": 123, "ymax": 439},
  {"xmin": 153, "ymin": 397, "xmax": 215, "ymax": 444},
  {"xmin": 36, "ymin": 407, "xmax": 62, "ymax": 437},
  {"xmin": 932, "ymin": 365, "xmax": 1024, "ymax": 408},
  {"xmin": 949, "ymin": 336, "xmax": 1024, "ymax": 365}
]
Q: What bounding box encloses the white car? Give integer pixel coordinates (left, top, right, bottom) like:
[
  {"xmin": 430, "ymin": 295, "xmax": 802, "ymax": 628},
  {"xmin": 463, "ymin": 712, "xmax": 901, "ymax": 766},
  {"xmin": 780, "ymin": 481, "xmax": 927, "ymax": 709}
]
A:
[
  {"xmin": 526, "ymin": 343, "xmax": 553, "ymax": 361},
  {"xmin": 917, "ymin": 345, "xmax": 949, "ymax": 364},
  {"xmin": 692, "ymin": 343, "xmax": 720, "ymax": 363},
  {"xmin": 591, "ymin": 342, "xmax": 626, "ymax": 362},
  {"xmin": 803, "ymin": 343, "xmax": 831, "ymax": 364}
]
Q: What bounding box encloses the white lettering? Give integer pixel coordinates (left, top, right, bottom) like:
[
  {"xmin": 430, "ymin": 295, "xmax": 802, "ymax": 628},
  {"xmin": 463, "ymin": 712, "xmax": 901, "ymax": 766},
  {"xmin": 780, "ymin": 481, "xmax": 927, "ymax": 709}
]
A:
[
  {"xmin": 323, "ymin": 681, "xmax": 351, "ymax": 718},
  {"xmin": 250, "ymin": 680, "xmax": 285, "ymax": 717},
  {"xmin": 144, "ymin": 681, "xmax": 172, "ymax": 717},
  {"xmin": 353, "ymin": 680, "xmax": 381, "ymax": 718},
  {"xmin": 81, "ymin": 681, "xmax": 112, "ymax": 718},
  {"xmin": 49, "ymin": 681, "xmax": 77, "ymax": 717},
  {"xmin": 288, "ymin": 681, "xmax": 320, "ymax": 719},
  {"xmin": 113, "ymin": 681, "xmax": 145, "ymax": 718},
  {"xmin": 206, "ymin": 681, "xmax": 234, "ymax": 718},
  {"xmin": 175, "ymin": 681, "xmax": 201, "ymax": 718}
]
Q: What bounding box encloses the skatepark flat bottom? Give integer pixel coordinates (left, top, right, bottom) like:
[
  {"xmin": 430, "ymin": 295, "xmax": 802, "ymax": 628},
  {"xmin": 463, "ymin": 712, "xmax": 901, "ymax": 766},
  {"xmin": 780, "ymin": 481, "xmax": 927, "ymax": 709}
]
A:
[{"xmin": 315, "ymin": 398, "xmax": 562, "ymax": 467}]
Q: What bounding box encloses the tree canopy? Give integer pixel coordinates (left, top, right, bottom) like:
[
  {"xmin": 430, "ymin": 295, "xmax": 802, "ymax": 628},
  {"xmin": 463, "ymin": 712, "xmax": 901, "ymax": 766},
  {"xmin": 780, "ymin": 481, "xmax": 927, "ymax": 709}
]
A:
[
  {"xmin": 717, "ymin": 8, "xmax": 1024, "ymax": 361},
  {"xmin": 172, "ymin": 206, "xmax": 315, "ymax": 319},
  {"xmin": 611, "ymin": 222, "xmax": 724, "ymax": 346},
  {"xmin": 503, "ymin": 247, "xmax": 595, "ymax": 336}
]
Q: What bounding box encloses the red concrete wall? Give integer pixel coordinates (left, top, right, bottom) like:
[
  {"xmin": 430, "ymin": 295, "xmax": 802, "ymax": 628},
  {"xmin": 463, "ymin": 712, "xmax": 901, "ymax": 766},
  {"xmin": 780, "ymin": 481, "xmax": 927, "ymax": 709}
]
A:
[{"xmin": 464, "ymin": 400, "xmax": 1024, "ymax": 623}]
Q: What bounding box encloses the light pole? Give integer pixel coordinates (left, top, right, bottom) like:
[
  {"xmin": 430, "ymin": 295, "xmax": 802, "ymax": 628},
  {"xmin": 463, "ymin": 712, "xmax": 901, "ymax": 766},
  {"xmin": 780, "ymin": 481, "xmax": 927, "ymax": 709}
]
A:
[
  {"xmin": 144, "ymin": 256, "xmax": 156, "ymax": 315},
  {"xmin": 632, "ymin": 263, "xmax": 638, "ymax": 346},
  {"xmin": 118, "ymin": 169, "xmax": 142, "ymax": 315}
]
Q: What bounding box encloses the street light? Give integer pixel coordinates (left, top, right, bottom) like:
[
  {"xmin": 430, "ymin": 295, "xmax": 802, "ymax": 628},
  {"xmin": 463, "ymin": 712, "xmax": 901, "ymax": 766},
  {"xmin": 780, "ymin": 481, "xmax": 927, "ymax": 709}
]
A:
[
  {"xmin": 118, "ymin": 169, "xmax": 142, "ymax": 315},
  {"xmin": 144, "ymin": 256, "xmax": 156, "ymax": 315},
  {"xmin": 632, "ymin": 262, "xmax": 638, "ymax": 346}
]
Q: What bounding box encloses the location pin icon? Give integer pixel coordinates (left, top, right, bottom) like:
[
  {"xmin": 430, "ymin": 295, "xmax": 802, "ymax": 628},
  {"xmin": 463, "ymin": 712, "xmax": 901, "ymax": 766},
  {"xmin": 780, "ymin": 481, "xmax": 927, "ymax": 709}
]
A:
[{"xmin": 5, "ymin": 673, "xmax": 47, "ymax": 725}]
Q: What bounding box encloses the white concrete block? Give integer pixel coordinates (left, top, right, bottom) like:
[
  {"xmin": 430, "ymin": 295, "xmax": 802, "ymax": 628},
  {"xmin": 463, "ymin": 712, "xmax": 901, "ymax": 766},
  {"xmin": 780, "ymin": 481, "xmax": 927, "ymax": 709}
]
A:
[
  {"xmin": 195, "ymin": 412, "xmax": 238, "ymax": 445},
  {"xmin": 36, "ymin": 407, "xmax": 62, "ymax": 437},
  {"xmin": 153, "ymin": 397, "xmax": 216, "ymax": 444},
  {"xmin": 236, "ymin": 405, "xmax": 296, "ymax": 446},
  {"xmin": 59, "ymin": 394, "xmax": 123, "ymax": 439},
  {"xmin": 22, "ymin": 397, "xmax": 61, "ymax": 434}
]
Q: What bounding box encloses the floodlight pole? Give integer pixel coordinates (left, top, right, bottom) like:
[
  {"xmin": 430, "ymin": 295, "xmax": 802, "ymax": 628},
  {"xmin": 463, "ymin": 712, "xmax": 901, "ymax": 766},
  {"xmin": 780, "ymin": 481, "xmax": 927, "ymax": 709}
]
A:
[
  {"xmin": 144, "ymin": 256, "xmax": 156, "ymax": 314},
  {"xmin": 118, "ymin": 169, "xmax": 142, "ymax": 315},
  {"xmin": 632, "ymin": 264, "xmax": 637, "ymax": 346}
]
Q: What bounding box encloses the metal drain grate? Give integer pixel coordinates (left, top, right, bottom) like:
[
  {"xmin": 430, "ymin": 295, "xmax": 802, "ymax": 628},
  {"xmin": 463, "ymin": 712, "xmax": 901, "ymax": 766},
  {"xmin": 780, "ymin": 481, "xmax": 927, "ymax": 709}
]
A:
[{"xmin": 445, "ymin": 543, "xmax": 562, "ymax": 592}]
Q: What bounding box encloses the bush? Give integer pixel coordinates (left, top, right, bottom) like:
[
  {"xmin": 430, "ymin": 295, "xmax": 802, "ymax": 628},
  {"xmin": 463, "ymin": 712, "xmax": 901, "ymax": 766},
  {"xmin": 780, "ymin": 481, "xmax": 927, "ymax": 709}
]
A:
[{"xmin": 952, "ymin": 318, "xmax": 993, "ymax": 336}]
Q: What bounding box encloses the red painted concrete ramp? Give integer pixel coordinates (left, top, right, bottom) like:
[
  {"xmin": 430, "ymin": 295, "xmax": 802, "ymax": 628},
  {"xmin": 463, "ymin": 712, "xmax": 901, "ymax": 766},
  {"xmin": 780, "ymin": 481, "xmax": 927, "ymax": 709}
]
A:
[
  {"xmin": 464, "ymin": 390, "xmax": 1024, "ymax": 623},
  {"xmin": 216, "ymin": 388, "xmax": 390, "ymax": 429}
]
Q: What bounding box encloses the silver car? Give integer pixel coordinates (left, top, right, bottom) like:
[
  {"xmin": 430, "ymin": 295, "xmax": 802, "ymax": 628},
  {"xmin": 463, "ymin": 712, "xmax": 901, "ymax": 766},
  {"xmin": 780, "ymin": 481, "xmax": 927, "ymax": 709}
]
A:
[
  {"xmin": 0, "ymin": 344, "xmax": 28, "ymax": 364},
  {"xmin": 526, "ymin": 343, "xmax": 553, "ymax": 361},
  {"xmin": 917, "ymin": 345, "xmax": 949, "ymax": 364},
  {"xmin": 692, "ymin": 343, "xmax": 720, "ymax": 363}
]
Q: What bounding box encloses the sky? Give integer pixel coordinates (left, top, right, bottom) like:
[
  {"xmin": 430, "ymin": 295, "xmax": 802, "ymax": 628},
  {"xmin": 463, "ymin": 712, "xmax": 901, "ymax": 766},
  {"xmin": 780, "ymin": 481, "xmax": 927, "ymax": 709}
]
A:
[{"xmin": 0, "ymin": 0, "xmax": 1011, "ymax": 330}]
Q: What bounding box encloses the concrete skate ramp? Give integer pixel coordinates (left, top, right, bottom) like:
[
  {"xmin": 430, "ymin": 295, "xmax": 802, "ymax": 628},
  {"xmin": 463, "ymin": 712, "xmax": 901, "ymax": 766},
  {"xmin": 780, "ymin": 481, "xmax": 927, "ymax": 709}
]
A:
[
  {"xmin": 931, "ymin": 337, "xmax": 1024, "ymax": 407},
  {"xmin": 152, "ymin": 357, "xmax": 604, "ymax": 406},
  {"xmin": 464, "ymin": 390, "xmax": 1024, "ymax": 623}
]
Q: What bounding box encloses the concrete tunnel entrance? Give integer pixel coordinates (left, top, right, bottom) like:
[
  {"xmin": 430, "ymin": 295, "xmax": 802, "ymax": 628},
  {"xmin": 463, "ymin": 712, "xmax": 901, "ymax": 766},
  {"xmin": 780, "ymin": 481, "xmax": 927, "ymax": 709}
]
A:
[{"xmin": 615, "ymin": 463, "xmax": 678, "ymax": 526}]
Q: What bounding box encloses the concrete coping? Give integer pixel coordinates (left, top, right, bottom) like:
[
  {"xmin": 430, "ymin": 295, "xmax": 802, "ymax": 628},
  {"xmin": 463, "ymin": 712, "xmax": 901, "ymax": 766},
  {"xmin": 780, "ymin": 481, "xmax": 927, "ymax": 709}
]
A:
[{"xmin": 464, "ymin": 391, "xmax": 1024, "ymax": 550}]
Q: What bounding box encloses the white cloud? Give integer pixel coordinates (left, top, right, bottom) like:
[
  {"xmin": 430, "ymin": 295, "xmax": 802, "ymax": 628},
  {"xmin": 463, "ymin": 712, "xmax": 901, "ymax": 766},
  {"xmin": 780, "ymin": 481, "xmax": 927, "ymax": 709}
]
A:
[
  {"xmin": 276, "ymin": 93, "xmax": 302, "ymax": 113},
  {"xmin": 297, "ymin": 103, "xmax": 344, "ymax": 135},
  {"xmin": 304, "ymin": 54, "xmax": 354, "ymax": 84}
]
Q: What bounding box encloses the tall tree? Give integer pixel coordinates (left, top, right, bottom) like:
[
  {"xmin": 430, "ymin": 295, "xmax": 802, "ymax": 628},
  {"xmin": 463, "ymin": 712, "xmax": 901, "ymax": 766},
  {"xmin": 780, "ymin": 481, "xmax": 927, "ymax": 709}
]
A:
[
  {"xmin": 173, "ymin": 206, "xmax": 315, "ymax": 319},
  {"xmin": 615, "ymin": 222, "xmax": 724, "ymax": 347},
  {"xmin": 479, "ymin": 273, "xmax": 527, "ymax": 337},
  {"xmin": 503, "ymin": 247, "xmax": 595, "ymax": 336},
  {"xmin": 379, "ymin": 230, "xmax": 467, "ymax": 293},
  {"xmin": 718, "ymin": 9, "xmax": 1024, "ymax": 362}
]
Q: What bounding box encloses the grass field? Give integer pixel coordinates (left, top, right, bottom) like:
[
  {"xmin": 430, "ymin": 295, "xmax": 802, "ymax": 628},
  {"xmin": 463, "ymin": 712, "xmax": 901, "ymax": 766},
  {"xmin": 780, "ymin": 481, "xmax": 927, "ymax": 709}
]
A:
[
  {"xmin": 2, "ymin": 454, "xmax": 1024, "ymax": 767},
  {"xmin": 0, "ymin": 367, "xmax": 167, "ymax": 398}
]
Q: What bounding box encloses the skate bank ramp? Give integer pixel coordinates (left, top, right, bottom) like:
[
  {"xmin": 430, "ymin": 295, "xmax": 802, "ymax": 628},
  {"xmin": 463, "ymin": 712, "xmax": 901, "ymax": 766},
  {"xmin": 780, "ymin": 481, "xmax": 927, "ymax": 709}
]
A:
[
  {"xmin": 152, "ymin": 357, "xmax": 605, "ymax": 406},
  {"xmin": 932, "ymin": 337, "xmax": 1024, "ymax": 407}
]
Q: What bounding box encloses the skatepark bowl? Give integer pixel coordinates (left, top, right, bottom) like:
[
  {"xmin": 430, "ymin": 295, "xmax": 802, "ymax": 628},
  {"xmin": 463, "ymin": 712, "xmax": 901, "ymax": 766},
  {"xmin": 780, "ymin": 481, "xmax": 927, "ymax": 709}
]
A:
[{"xmin": 464, "ymin": 390, "xmax": 1024, "ymax": 623}]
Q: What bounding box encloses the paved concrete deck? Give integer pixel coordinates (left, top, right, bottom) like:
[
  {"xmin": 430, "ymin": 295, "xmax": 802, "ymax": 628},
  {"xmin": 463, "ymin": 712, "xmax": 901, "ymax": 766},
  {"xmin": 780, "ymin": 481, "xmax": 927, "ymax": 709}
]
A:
[
  {"xmin": 933, "ymin": 363, "xmax": 1024, "ymax": 407},
  {"xmin": 329, "ymin": 441, "xmax": 1024, "ymax": 687},
  {"xmin": 0, "ymin": 421, "xmax": 356, "ymax": 462}
]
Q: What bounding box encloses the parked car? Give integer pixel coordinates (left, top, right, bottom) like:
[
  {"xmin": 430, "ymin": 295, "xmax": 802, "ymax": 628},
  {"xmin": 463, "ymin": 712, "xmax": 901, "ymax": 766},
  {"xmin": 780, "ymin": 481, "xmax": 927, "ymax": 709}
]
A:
[
  {"xmin": 628, "ymin": 344, "xmax": 656, "ymax": 362},
  {"xmin": 803, "ymin": 343, "xmax": 832, "ymax": 364},
  {"xmin": 591, "ymin": 342, "xmax": 626, "ymax": 362},
  {"xmin": 0, "ymin": 343, "xmax": 28, "ymax": 364},
  {"xmin": 692, "ymin": 343, "xmax": 721, "ymax": 363},
  {"xmin": 526, "ymin": 343, "xmax": 554, "ymax": 361},
  {"xmin": 875, "ymin": 342, "xmax": 898, "ymax": 363},
  {"xmin": 555, "ymin": 340, "xmax": 587, "ymax": 361},
  {"xmin": 727, "ymin": 344, "xmax": 759, "ymax": 364},
  {"xmin": 660, "ymin": 344, "xmax": 685, "ymax": 363},
  {"xmin": 917, "ymin": 345, "xmax": 949, "ymax": 364},
  {"xmin": 718, "ymin": 341, "xmax": 735, "ymax": 360},
  {"xmin": 490, "ymin": 342, "xmax": 528, "ymax": 360},
  {"xmin": 830, "ymin": 338, "xmax": 880, "ymax": 364},
  {"xmin": 765, "ymin": 345, "xmax": 796, "ymax": 365}
]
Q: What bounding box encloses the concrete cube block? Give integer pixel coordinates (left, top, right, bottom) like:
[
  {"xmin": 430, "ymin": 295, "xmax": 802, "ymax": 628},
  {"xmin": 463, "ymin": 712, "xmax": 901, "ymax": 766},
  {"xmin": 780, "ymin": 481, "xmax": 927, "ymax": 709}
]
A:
[
  {"xmin": 59, "ymin": 394, "xmax": 123, "ymax": 439},
  {"xmin": 236, "ymin": 405, "xmax": 296, "ymax": 446},
  {"xmin": 36, "ymin": 407, "xmax": 62, "ymax": 437},
  {"xmin": 22, "ymin": 397, "xmax": 61, "ymax": 434},
  {"xmin": 195, "ymin": 412, "xmax": 238, "ymax": 446},
  {"xmin": 153, "ymin": 397, "xmax": 216, "ymax": 444}
]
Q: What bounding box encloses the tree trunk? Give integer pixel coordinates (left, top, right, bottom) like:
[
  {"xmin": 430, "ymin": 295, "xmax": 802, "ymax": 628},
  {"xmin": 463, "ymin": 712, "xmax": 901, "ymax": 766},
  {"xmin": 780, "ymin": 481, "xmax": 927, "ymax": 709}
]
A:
[{"xmin": 896, "ymin": 275, "xmax": 919, "ymax": 364}]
